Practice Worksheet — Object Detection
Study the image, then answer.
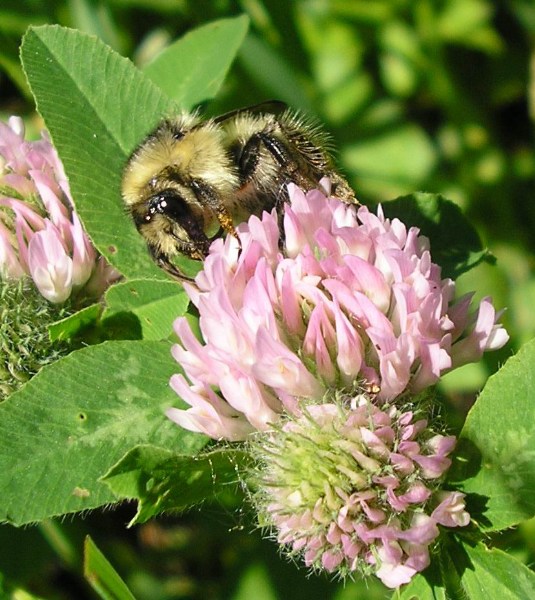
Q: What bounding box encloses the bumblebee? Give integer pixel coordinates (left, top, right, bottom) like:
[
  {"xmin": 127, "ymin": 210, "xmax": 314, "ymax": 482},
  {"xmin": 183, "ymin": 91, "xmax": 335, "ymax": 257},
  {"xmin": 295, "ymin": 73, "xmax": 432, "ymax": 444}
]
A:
[{"xmin": 121, "ymin": 103, "xmax": 356, "ymax": 280}]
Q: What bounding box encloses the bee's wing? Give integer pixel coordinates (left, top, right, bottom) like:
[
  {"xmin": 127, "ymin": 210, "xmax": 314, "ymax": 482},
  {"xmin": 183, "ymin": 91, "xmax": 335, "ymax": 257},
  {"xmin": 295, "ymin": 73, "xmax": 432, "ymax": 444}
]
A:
[{"xmin": 211, "ymin": 100, "xmax": 288, "ymax": 124}]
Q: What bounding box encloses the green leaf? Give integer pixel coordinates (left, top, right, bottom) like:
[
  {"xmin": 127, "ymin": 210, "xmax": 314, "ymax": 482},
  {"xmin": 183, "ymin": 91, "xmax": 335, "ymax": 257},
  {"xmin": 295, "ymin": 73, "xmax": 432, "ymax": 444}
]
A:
[
  {"xmin": 20, "ymin": 25, "xmax": 175, "ymax": 280},
  {"xmin": 398, "ymin": 573, "xmax": 447, "ymax": 600},
  {"xmin": 398, "ymin": 539, "xmax": 535, "ymax": 599},
  {"xmin": 69, "ymin": 0, "xmax": 124, "ymax": 54},
  {"xmin": 381, "ymin": 192, "xmax": 491, "ymax": 279},
  {"xmin": 102, "ymin": 445, "xmax": 248, "ymax": 525},
  {"xmin": 238, "ymin": 33, "xmax": 314, "ymax": 112},
  {"xmin": 48, "ymin": 303, "xmax": 102, "ymax": 342},
  {"xmin": 102, "ymin": 279, "xmax": 189, "ymax": 340},
  {"xmin": 341, "ymin": 124, "xmax": 437, "ymax": 195},
  {"xmin": 437, "ymin": 0, "xmax": 503, "ymax": 53},
  {"xmin": 0, "ymin": 340, "xmax": 204, "ymax": 526},
  {"xmin": 143, "ymin": 16, "xmax": 249, "ymax": 109},
  {"xmin": 450, "ymin": 338, "xmax": 535, "ymax": 531},
  {"xmin": 84, "ymin": 536, "xmax": 136, "ymax": 600},
  {"xmin": 459, "ymin": 543, "xmax": 535, "ymax": 598},
  {"xmin": 231, "ymin": 563, "xmax": 278, "ymax": 600},
  {"xmin": 378, "ymin": 21, "xmax": 421, "ymax": 97}
]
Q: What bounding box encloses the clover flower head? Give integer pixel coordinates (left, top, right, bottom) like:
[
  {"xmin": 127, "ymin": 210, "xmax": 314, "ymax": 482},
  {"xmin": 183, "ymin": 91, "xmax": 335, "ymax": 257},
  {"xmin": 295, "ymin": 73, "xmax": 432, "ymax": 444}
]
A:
[
  {"xmin": 168, "ymin": 181, "xmax": 508, "ymax": 441},
  {"xmin": 0, "ymin": 116, "xmax": 119, "ymax": 303},
  {"xmin": 250, "ymin": 396, "xmax": 469, "ymax": 588}
]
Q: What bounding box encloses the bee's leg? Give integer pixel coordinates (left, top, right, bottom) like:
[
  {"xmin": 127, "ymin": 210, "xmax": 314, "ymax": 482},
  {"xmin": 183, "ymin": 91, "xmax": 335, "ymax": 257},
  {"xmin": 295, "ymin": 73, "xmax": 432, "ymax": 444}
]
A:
[
  {"xmin": 326, "ymin": 171, "xmax": 359, "ymax": 204},
  {"xmin": 189, "ymin": 179, "xmax": 241, "ymax": 246},
  {"xmin": 148, "ymin": 246, "xmax": 195, "ymax": 283},
  {"xmin": 150, "ymin": 229, "xmax": 213, "ymax": 282},
  {"xmin": 257, "ymin": 133, "xmax": 317, "ymax": 190},
  {"xmin": 264, "ymin": 135, "xmax": 358, "ymax": 205},
  {"xmin": 236, "ymin": 133, "xmax": 313, "ymax": 215},
  {"xmin": 258, "ymin": 131, "xmax": 358, "ymax": 206},
  {"xmin": 171, "ymin": 236, "xmax": 210, "ymax": 261},
  {"xmin": 235, "ymin": 135, "xmax": 261, "ymax": 184}
]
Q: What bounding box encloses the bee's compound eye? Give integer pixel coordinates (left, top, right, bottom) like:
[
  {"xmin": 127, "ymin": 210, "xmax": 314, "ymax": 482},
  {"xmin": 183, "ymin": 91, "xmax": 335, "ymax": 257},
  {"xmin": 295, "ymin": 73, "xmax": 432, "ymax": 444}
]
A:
[{"xmin": 147, "ymin": 190, "xmax": 191, "ymax": 222}]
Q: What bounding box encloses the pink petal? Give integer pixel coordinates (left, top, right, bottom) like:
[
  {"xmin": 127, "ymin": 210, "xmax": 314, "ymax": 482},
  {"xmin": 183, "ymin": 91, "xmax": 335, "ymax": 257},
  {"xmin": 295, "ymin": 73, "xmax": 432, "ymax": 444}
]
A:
[
  {"xmin": 70, "ymin": 211, "xmax": 95, "ymax": 287},
  {"xmin": 332, "ymin": 300, "xmax": 363, "ymax": 382},
  {"xmin": 219, "ymin": 371, "xmax": 281, "ymax": 430},
  {"xmin": 374, "ymin": 543, "xmax": 417, "ymax": 588},
  {"xmin": 168, "ymin": 375, "xmax": 253, "ymax": 441},
  {"xmin": 451, "ymin": 297, "xmax": 509, "ymax": 367},
  {"xmin": 253, "ymin": 327, "xmax": 323, "ymax": 399},
  {"xmin": 27, "ymin": 223, "xmax": 73, "ymax": 303},
  {"xmin": 302, "ymin": 303, "xmax": 336, "ymax": 383},
  {"xmin": 431, "ymin": 491, "xmax": 470, "ymax": 527}
]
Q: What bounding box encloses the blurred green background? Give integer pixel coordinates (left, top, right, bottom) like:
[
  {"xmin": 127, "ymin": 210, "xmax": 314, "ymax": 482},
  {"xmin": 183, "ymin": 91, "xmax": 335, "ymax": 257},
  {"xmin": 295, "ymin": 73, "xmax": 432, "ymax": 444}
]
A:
[{"xmin": 1, "ymin": 0, "xmax": 534, "ymax": 598}]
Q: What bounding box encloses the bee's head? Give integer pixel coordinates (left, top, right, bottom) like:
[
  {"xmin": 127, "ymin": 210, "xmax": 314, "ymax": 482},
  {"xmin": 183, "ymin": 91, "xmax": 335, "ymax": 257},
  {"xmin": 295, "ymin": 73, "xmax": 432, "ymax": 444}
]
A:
[{"xmin": 130, "ymin": 187, "xmax": 212, "ymax": 260}]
